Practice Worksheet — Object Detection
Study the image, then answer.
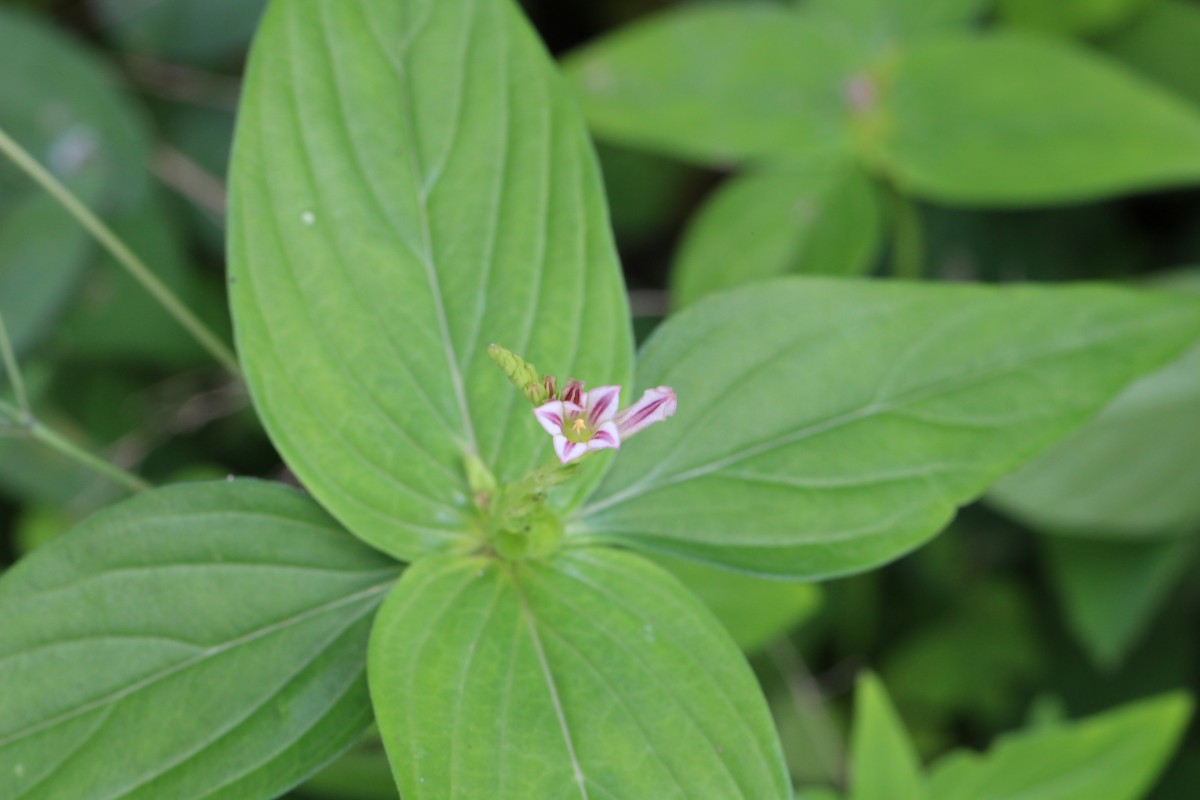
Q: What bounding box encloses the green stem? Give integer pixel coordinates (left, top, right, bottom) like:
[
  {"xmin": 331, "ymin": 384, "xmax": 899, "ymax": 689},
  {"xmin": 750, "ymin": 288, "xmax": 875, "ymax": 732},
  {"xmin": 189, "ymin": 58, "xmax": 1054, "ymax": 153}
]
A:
[
  {"xmin": 887, "ymin": 186, "xmax": 925, "ymax": 281},
  {"xmin": 0, "ymin": 399, "xmax": 150, "ymax": 494},
  {"xmin": 0, "ymin": 311, "xmax": 30, "ymax": 419},
  {"xmin": 765, "ymin": 640, "xmax": 847, "ymax": 790},
  {"xmin": 0, "ymin": 125, "xmax": 241, "ymax": 378}
]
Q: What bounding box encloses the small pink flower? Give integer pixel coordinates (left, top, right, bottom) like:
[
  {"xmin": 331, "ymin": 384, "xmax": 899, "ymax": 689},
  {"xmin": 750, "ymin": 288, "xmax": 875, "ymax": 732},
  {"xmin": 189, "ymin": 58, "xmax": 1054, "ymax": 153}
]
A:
[
  {"xmin": 533, "ymin": 383, "xmax": 677, "ymax": 464},
  {"xmin": 534, "ymin": 383, "xmax": 621, "ymax": 464}
]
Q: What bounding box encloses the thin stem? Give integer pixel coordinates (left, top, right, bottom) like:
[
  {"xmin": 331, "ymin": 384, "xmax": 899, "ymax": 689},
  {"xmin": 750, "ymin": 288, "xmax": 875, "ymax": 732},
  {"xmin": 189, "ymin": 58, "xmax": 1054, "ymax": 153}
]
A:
[
  {"xmin": 0, "ymin": 311, "xmax": 30, "ymax": 419},
  {"xmin": 0, "ymin": 125, "xmax": 242, "ymax": 378},
  {"xmin": 765, "ymin": 640, "xmax": 847, "ymax": 791},
  {"xmin": 0, "ymin": 400, "xmax": 150, "ymax": 494},
  {"xmin": 887, "ymin": 185, "xmax": 925, "ymax": 281}
]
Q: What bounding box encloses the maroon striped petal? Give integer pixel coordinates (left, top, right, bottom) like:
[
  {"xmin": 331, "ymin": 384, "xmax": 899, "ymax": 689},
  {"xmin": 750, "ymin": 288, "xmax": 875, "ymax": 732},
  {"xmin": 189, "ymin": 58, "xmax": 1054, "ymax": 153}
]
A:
[
  {"xmin": 585, "ymin": 385, "xmax": 622, "ymax": 427},
  {"xmin": 615, "ymin": 386, "xmax": 678, "ymax": 439},
  {"xmin": 588, "ymin": 421, "xmax": 621, "ymax": 451},
  {"xmin": 553, "ymin": 435, "xmax": 588, "ymax": 464},
  {"xmin": 533, "ymin": 401, "xmax": 567, "ymax": 436}
]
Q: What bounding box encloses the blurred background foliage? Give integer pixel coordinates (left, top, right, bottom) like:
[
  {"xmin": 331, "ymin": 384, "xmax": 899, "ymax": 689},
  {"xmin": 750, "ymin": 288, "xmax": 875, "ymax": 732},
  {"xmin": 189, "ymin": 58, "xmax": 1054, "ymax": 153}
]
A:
[{"xmin": 0, "ymin": 0, "xmax": 1198, "ymax": 797}]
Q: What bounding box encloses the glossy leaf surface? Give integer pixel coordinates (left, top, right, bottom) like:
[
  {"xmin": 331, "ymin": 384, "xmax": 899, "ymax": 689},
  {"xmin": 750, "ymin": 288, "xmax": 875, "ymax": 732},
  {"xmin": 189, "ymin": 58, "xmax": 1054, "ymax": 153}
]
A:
[
  {"xmin": 369, "ymin": 549, "xmax": 790, "ymax": 799},
  {"xmin": 576, "ymin": 278, "xmax": 1200, "ymax": 578},
  {"xmin": 0, "ymin": 480, "xmax": 401, "ymax": 800},
  {"xmin": 229, "ymin": 0, "xmax": 632, "ymax": 560}
]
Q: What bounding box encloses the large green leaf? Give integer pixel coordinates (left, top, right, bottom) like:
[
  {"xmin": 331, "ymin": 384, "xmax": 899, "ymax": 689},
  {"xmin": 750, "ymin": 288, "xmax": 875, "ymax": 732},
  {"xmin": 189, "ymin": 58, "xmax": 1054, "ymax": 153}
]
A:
[
  {"xmin": 1041, "ymin": 536, "xmax": 1197, "ymax": 670},
  {"xmin": 368, "ymin": 548, "xmax": 790, "ymax": 799},
  {"xmin": 229, "ymin": 0, "xmax": 632, "ymax": 561},
  {"xmin": 0, "ymin": 480, "xmax": 401, "ymax": 800},
  {"xmin": 573, "ymin": 278, "xmax": 1200, "ymax": 578},
  {"xmin": 875, "ymin": 32, "xmax": 1200, "ymax": 204},
  {"xmin": 562, "ymin": 4, "xmax": 859, "ymax": 166},
  {"xmin": 989, "ymin": 300, "xmax": 1200, "ymax": 538},
  {"xmin": 1103, "ymin": 0, "xmax": 1200, "ymax": 108},
  {"xmin": 671, "ymin": 161, "xmax": 882, "ymax": 310},
  {"xmin": 927, "ymin": 693, "xmax": 1192, "ymax": 800},
  {"xmin": 849, "ymin": 673, "xmax": 927, "ymax": 800}
]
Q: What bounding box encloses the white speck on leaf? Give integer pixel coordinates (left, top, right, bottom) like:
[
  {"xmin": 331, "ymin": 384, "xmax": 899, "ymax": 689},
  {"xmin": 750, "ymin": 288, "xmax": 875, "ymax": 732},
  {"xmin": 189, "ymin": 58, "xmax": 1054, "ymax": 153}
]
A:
[
  {"xmin": 47, "ymin": 125, "xmax": 98, "ymax": 176},
  {"xmin": 642, "ymin": 624, "xmax": 655, "ymax": 643},
  {"xmin": 300, "ymin": 210, "xmax": 316, "ymax": 226},
  {"xmin": 14, "ymin": 764, "xmax": 25, "ymax": 778}
]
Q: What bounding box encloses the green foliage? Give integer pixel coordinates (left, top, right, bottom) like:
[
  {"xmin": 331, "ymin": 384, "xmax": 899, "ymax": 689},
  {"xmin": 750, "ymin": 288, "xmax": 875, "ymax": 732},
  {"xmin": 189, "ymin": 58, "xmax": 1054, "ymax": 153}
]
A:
[
  {"xmin": 228, "ymin": 0, "xmax": 632, "ymax": 562},
  {"xmin": 0, "ymin": 480, "xmax": 401, "ymax": 799},
  {"xmin": 90, "ymin": 0, "xmax": 268, "ymax": 65},
  {"xmin": 57, "ymin": 197, "xmax": 216, "ymax": 366},
  {"xmin": 0, "ymin": 4, "xmax": 152, "ymax": 355},
  {"xmin": 1103, "ymin": 0, "xmax": 1200, "ymax": 107},
  {"xmin": 811, "ymin": 0, "xmax": 991, "ymax": 43},
  {"xmin": 998, "ymin": 0, "xmax": 1150, "ymax": 37},
  {"xmin": 563, "ymin": 4, "xmax": 859, "ymax": 165},
  {"xmin": 577, "ymin": 278, "xmax": 1200, "ymax": 577},
  {"xmin": 881, "ymin": 577, "xmax": 1044, "ymax": 736},
  {"xmin": 1042, "ymin": 536, "xmax": 1197, "ymax": 669},
  {"xmin": 0, "ymin": 194, "xmax": 91, "ymax": 354},
  {"xmin": 990, "ymin": 274, "xmax": 1200, "ymax": 538},
  {"xmin": 368, "ymin": 549, "xmax": 789, "ymax": 799},
  {"xmin": 672, "ymin": 161, "xmax": 882, "ymax": 309},
  {"xmin": 0, "ymin": 5, "xmax": 150, "ymax": 211},
  {"xmin": 2, "ymin": 0, "xmax": 1200, "ymax": 797},
  {"xmin": 567, "ymin": 4, "xmax": 1200, "ymax": 205},
  {"xmin": 927, "ymin": 692, "xmax": 1192, "ymax": 799},
  {"xmin": 825, "ymin": 675, "xmax": 1191, "ymax": 800},
  {"xmin": 878, "ymin": 32, "xmax": 1200, "ymax": 204},
  {"xmin": 650, "ymin": 552, "xmax": 823, "ymax": 653},
  {"xmin": 849, "ymin": 673, "xmax": 927, "ymax": 800}
]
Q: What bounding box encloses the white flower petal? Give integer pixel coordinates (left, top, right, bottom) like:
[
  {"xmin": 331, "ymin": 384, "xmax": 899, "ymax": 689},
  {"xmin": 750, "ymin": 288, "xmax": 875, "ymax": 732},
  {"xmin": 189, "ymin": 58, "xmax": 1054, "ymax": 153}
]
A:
[
  {"xmin": 533, "ymin": 401, "xmax": 567, "ymax": 435},
  {"xmin": 588, "ymin": 421, "xmax": 621, "ymax": 451},
  {"xmin": 586, "ymin": 385, "xmax": 622, "ymax": 427},
  {"xmin": 553, "ymin": 435, "xmax": 588, "ymax": 464}
]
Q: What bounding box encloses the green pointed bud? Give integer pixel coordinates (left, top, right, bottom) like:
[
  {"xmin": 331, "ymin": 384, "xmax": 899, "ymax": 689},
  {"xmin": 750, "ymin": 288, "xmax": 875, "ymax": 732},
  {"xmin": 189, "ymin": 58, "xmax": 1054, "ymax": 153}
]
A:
[
  {"xmin": 463, "ymin": 451, "xmax": 498, "ymax": 511},
  {"xmin": 487, "ymin": 343, "xmax": 551, "ymax": 405}
]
